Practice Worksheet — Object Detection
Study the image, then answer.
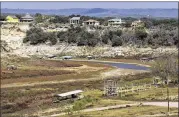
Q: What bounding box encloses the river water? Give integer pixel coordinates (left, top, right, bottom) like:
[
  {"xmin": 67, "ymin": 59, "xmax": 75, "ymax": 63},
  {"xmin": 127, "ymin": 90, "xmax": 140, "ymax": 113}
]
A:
[{"xmin": 100, "ymin": 62, "xmax": 150, "ymax": 71}]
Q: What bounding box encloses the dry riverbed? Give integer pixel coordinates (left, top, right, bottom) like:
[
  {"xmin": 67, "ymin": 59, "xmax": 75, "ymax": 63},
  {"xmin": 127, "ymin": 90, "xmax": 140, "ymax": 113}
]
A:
[{"xmin": 1, "ymin": 56, "xmax": 149, "ymax": 117}]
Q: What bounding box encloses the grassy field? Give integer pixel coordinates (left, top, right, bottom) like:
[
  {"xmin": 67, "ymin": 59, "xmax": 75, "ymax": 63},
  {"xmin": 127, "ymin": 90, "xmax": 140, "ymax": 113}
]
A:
[
  {"xmin": 120, "ymin": 87, "xmax": 178, "ymax": 101},
  {"xmin": 35, "ymin": 89, "xmax": 135, "ymax": 116},
  {"xmin": 61, "ymin": 105, "xmax": 178, "ymax": 117},
  {"xmin": 37, "ymin": 88, "xmax": 178, "ymax": 116}
]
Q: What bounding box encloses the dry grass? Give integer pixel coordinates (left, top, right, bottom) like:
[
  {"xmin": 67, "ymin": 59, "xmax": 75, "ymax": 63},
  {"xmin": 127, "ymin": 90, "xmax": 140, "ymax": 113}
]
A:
[
  {"xmin": 2, "ymin": 56, "xmax": 171, "ymax": 117},
  {"xmin": 1, "ymin": 69, "xmax": 74, "ymax": 79},
  {"xmin": 1, "ymin": 57, "xmax": 114, "ymax": 117},
  {"xmin": 120, "ymin": 87, "xmax": 178, "ymax": 101},
  {"xmin": 61, "ymin": 106, "xmax": 178, "ymax": 117},
  {"xmin": 1, "ymin": 58, "xmax": 113, "ymax": 85}
]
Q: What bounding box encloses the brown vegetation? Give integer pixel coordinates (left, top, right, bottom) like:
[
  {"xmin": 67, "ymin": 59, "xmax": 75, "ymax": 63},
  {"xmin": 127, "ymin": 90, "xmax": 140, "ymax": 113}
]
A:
[
  {"xmin": 1, "ymin": 57, "xmax": 113, "ymax": 116},
  {"xmin": 1, "ymin": 69, "xmax": 74, "ymax": 79},
  {"xmin": 28, "ymin": 59, "xmax": 82, "ymax": 68}
]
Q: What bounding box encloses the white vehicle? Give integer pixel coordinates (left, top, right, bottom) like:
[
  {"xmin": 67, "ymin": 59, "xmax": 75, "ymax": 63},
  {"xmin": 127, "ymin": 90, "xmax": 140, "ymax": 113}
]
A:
[{"xmin": 62, "ymin": 56, "xmax": 72, "ymax": 60}]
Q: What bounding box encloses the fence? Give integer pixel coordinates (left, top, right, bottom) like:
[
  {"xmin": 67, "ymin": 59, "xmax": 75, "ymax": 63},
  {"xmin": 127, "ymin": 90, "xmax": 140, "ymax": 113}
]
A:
[{"xmin": 117, "ymin": 83, "xmax": 152, "ymax": 97}]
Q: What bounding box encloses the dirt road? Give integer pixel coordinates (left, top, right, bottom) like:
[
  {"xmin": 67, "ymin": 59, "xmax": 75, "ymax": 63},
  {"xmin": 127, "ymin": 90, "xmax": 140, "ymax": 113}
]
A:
[
  {"xmin": 42, "ymin": 102, "xmax": 178, "ymax": 117},
  {"xmin": 143, "ymin": 101, "xmax": 178, "ymax": 108}
]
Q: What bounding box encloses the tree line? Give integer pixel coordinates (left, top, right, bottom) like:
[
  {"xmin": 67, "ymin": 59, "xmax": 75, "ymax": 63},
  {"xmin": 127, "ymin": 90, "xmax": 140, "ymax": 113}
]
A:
[{"xmin": 23, "ymin": 23, "xmax": 178, "ymax": 48}]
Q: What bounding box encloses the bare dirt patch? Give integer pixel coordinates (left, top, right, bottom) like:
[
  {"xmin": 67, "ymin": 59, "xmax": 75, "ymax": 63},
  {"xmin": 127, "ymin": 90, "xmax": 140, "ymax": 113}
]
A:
[
  {"xmin": 28, "ymin": 59, "xmax": 82, "ymax": 68},
  {"xmin": 1, "ymin": 69, "xmax": 74, "ymax": 79}
]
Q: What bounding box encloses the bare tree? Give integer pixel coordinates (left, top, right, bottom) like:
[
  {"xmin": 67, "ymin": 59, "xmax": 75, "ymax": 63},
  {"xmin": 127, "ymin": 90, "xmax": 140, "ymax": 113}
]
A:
[
  {"xmin": 151, "ymin": 55, "xmax": 178, "ymax": 115},
  {"xmin": 152, "ymin": 55, "xmax": 178, "ymax": 82}
]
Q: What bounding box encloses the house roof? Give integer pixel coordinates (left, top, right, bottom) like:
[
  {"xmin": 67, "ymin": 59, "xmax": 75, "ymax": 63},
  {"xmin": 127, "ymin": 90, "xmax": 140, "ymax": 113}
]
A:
[
  {"xmin": 21, "ymin": 13, "xmax": 33, "ymax": 19},
  {"xmin": 70, "ymin": 17, "xmax": 80, "ymax": 20},
  {"xmin": 84, "ymin": 19, "xmax": 99, "ymax": 23},
  {"xmin": 7, "ymin": 15, "xmax": 18, "ymax": 19},
  {"xmin": 55, "ymin": 90, "xmax": 83, "ymax": 97},
  {"xmin": 108, "ymin": 19, "xmax": 121, "ymax": 22},
  {"xmin": 132, "ymin": 20, "xmax": 142, "ymax": 23}
]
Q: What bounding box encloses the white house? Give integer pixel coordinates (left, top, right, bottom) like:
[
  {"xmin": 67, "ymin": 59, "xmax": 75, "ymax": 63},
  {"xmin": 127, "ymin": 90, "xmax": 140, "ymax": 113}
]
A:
[
  {"xmin": 83, "ymin": 19, "xmax": 100, "ymax": 26},
  {"xmin": 69, "ymin": 17, "xmax": 80, "ymax": 25},
  {"xmin": 108, "ymin": 18, "xmax": 125, "ymax": 26},
  {"xmin": 131, "ymin": 19, "xmax": 144, "ymax": 28}
]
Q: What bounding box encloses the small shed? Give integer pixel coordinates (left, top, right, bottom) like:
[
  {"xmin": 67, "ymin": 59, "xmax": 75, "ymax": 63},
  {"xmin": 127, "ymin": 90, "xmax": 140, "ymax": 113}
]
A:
[{"xmin": 53, "ymin": 90, "xmax": 83, "ymax": 102}]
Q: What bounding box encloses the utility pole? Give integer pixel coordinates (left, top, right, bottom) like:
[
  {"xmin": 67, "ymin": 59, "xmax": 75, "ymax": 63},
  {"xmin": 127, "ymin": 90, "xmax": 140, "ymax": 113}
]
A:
[
  {"xmin": 140, "ymin": 82, "xmax": 142, "ymax": 105},
  {"xmin": 167, "ymin": 86, "xmax": 170, "ymax": 116}
]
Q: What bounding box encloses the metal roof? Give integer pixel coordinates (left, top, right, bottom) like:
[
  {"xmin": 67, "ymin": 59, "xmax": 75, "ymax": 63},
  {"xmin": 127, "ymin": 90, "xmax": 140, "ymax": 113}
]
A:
[
  {"xmin": 55, "ymin": 90, "xmax": 83, "ymax": 97},
  {"xmin": 8, "ymin": 15, "xmax": 18, "ymax": 19},
  {"xmin": 21, "ymin": 13, "xmax": 33, "ymax": 19},
  {"xmin": 70, "ymin": 17, "xmax": 80, "ymax": 20},
  {"xmin": 62, "ymin": 56, "xmax": 72, "ymax": 59},
  {"xmin": 84, "ymin": 19, "xmax": 99, "ymax": 23}
]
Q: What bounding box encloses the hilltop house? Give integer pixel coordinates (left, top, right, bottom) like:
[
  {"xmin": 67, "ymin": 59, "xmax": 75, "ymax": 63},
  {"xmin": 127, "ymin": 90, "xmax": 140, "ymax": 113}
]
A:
[
  {"xmin": 131, "ymin": 20, "xmax": 144, "ymax": 28},
  {"xmin": 83, "ymin": 19, "xmax": 100, "ymax": 26},
  {"xmin": 69, "ymin": 17, "xmax": 80, "ymax": 25},
  {"xmin": 108, "ymin": 18, "xmax": 125, "ymax": 26},
  {"xmin": 6, "ymin": 15, "xmax": 19, "ymax": 22},
  {"xmin": 20, "ymin": 13, "xmax": 33, "ymax": 22}
]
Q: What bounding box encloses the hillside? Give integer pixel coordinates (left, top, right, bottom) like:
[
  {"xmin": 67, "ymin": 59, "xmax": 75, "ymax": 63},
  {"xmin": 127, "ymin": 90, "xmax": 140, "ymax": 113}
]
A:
[{"xmin": 1, "ymin": 23, "xmax": 177, "ymax": 59}]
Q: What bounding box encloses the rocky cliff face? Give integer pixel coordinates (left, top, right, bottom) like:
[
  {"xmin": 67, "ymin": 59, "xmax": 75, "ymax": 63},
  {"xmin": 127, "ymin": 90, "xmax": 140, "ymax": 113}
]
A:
[
  {"xmin": 1, "ymin": 23, "xmax": 27, "ymax": 56},
  {"xmin": 1, "ymin": 23, "xmax": 177, "ymax": 58}
]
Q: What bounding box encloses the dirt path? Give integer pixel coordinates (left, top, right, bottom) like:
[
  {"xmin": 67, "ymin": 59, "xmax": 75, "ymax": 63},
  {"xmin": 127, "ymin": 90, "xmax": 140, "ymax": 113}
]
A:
[
  {"xmin": 42, "ymin": 102, "xmax": 178, "ymax": 117},
  {"xmin": 43, "ymin": 103, "xmax": 139, "ymax": 117},
  {"xmin": 138, "ymin": 113, "xmax": 178, "ymax": 117},
  {"xmin": 143, "ymin": 101, "xmax": 178, "ymax": 108}
]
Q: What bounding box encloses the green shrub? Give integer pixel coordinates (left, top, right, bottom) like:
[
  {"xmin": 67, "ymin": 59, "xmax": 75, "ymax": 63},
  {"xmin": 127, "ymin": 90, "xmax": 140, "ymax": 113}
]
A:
[
  {"xmin": 46, "ymin": 32, "xmax": 58, "ymax": 45},
  {"xmin": 112, "ymin": 35, "xmax": 123, "ymax": 47},
  {"xmin": 114, "ymin": 30, "xmax": 122, "ymax": 37},
  {"xmin": 23, "ymin": 27, "xmax": 57, "ymax": 45},
  {"xmin": 135, "ymin": 28, "xmax": 147, "ymax": 40},
  {"xmin": 87, "ymin": 37, "xmax": 99, "ymax": 47},
  {"xmin": 34, "ymin": 13, "xmax": 43, "ymax": 23}
]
